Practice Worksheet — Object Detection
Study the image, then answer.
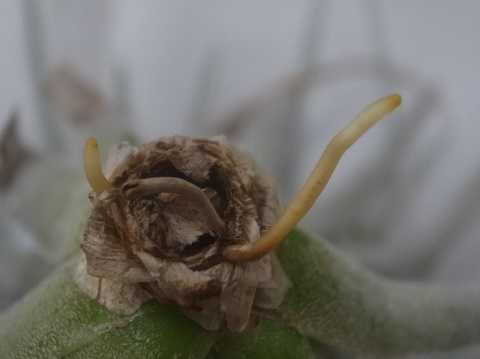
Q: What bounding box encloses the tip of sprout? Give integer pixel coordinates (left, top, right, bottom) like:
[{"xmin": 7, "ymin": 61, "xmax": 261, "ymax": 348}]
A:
[
  {"xmin": 223, "ymin": 93, "xmax": 403, "ymax": 262},
  {"xmin": 388, "ymin": 94, "xmax": 402, "ymax": 107},
  {"xmin": 84, "ymin": 137, "xmax": 112, "ymax": 194}
]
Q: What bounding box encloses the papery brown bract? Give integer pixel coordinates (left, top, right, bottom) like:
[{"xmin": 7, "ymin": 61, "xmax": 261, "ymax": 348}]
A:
[{"xmin": 80, "ymin": 136, "xmax": 289, "ymax": 331}]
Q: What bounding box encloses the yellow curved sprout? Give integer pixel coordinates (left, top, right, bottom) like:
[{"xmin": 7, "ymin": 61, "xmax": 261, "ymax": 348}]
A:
[
  {"xmin": 223, "ymin": 94, "xmax": 402, "ymax": 262},
  {"xmin": 84, "ymin": 137, "xmax": 112, "ymax": 194}
]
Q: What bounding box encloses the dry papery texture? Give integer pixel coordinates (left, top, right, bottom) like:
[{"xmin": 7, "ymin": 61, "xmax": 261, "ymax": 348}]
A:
[{"xmin": 79, "ymin": 136, "xmax": 289, "ymax": 332}]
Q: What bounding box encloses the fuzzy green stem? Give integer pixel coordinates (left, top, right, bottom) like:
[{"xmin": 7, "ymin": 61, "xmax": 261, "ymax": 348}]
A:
[{"xmin": 279, "ymin": 229, "xmax": 480, "ymax": 355}]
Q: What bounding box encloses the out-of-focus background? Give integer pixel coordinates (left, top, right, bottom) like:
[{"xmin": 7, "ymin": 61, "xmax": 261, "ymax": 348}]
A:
[{"xmin": 1, "ymin": 1, "xmax": 480, "ymax": 357}]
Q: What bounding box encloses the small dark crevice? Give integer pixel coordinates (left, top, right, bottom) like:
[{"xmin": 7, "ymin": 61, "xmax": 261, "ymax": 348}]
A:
[{"xmin": 180, "ymin": 234, "xmax": 217, "ymax": 257}]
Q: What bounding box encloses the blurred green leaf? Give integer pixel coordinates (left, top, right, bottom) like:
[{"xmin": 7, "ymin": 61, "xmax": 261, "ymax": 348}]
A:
[
  {"xmin": 278, "ymin": 229, "xmax": 480, "ymax": 355},
  {"xmin": 213, "ymin": 319, "xmax": 314, "ymax": 359},
  {"xmin": 0, "ymin": 259, "xmax": 217, "ymax": 359},
  {"xmin": 4, "ymin": 229, "xmax": 480, "ymax": 357}
]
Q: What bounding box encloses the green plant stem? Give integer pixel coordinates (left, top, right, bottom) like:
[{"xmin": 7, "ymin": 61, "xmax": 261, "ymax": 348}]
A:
[
  {"xmin": 3, "ymin": 229, "xmax": 480, "ymax": 357},
  {"xmin": 0, "ymin": 258, "xmax": 216, "ymax": 359},
  {"xmin": 279, "ymin": 229, "xmax": 480, "ymax": 355}
]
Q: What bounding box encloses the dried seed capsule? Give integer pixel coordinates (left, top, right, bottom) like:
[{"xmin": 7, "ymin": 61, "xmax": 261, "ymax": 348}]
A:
[
  {"xmin": 79, "ymin": 136, "xmax": 288, "ymax": 332},
  {"xmin": 79, "ymin": 94, "xmax": 401, "ymax": 332}
]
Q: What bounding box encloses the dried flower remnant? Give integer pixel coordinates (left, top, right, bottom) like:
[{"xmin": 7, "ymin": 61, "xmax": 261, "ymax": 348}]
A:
[
  {"xmin": 80, "ymin": 136, "xmax": 287, "ymax": 331},
  {"xmin": 79, "ymin": 94, "xmax": 401, "ymax": 332}
]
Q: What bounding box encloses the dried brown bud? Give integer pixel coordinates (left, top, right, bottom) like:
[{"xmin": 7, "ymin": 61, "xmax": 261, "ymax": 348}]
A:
[{"xmin": 79, "ymin": 136, "xmax": 289, "ymax": 331}]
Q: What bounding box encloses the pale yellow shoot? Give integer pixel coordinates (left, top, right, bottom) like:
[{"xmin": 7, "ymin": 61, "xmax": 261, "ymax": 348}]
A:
[
  {"xmin": 223, "ymin": 94, "xmax": 402, "ymax": 262},
  {"xmin": 84, "ymin": 137, "xmax": 112, "ymax": 194}
]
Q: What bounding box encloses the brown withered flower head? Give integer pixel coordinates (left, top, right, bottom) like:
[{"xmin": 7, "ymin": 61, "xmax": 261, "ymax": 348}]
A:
[
  {"xmin": 78, "ymin": 94, "xmax": 402, "ymax": 332},
  {"xmin": 79, "ymin": 136, "xmax": 289, "ymax": 331}
]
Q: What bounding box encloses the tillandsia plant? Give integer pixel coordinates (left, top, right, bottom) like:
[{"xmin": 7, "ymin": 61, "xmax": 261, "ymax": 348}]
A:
[{"xmin": 4, "ymin": 94, "xmax": 480, "ymax": 358}]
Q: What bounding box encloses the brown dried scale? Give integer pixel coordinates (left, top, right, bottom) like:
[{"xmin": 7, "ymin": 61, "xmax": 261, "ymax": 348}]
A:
[{"xmin": 80, "ymin": 136, "xmax": 288, "ymax": 332}]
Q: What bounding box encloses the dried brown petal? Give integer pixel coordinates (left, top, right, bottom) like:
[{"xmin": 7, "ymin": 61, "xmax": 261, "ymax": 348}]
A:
[
  {"xmin": 220, "ymin": 266, "xmax": 257, "ymax": 332},
  {"xmin": 78, "ymin": 136, "xmax": 288, "ymax": 331},
  {"xmin": 81, "ymin": 205, "xmax": 151, "ymax": 282},
  {"xmin": 75, "ymin": 254, "xmax": 151, "ymax": 315},
  {"xmin": 255, "ymin": 255, "xmax": 291, "ymax": 309}
]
